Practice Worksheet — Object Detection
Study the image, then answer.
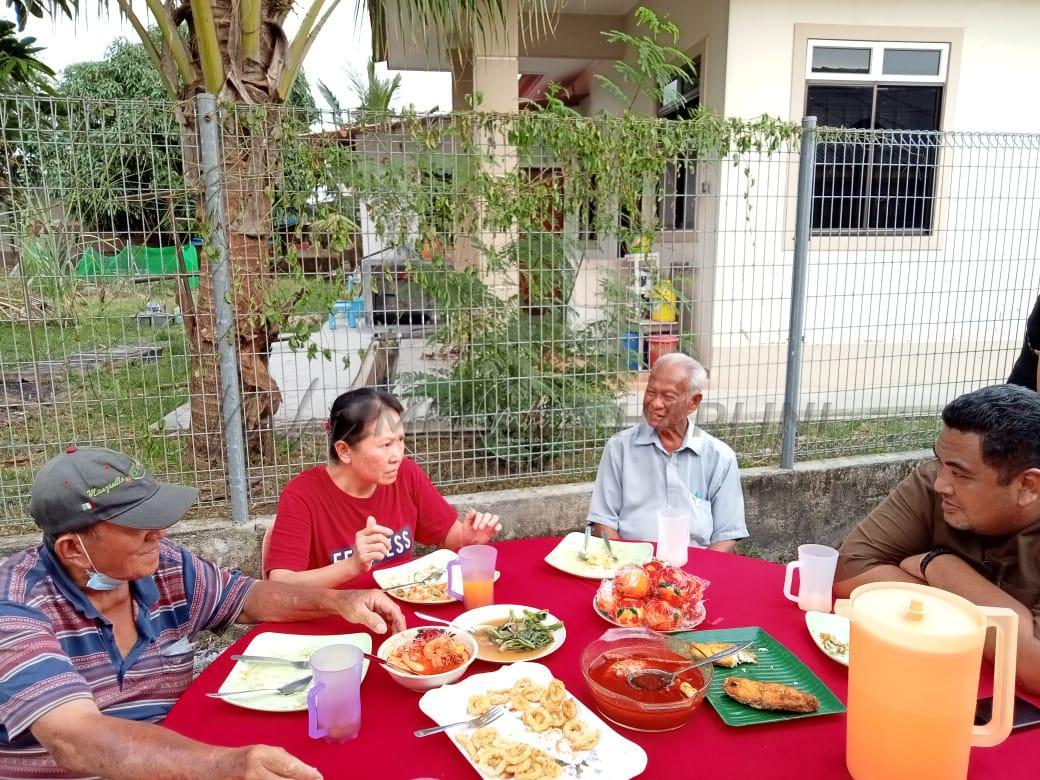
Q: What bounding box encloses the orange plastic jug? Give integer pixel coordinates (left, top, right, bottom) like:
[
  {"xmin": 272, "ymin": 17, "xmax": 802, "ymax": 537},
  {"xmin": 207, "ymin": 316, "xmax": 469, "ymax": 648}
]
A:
[{"xmin": 836, "ymin": 583, "xmax": 1017, "ymax": 780}]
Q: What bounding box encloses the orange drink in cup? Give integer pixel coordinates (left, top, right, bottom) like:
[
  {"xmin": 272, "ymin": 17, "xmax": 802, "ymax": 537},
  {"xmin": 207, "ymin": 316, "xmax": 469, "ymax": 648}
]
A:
[{"xmin": 446, "ymin": 545, "xmax": 496, "ymax": 609}]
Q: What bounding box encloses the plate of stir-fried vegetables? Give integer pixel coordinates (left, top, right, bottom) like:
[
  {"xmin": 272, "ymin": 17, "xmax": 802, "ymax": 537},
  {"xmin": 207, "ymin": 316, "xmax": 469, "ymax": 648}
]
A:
[{"xmin": 454, "ymin": 605, "xmax": 567, "ymax": 664}]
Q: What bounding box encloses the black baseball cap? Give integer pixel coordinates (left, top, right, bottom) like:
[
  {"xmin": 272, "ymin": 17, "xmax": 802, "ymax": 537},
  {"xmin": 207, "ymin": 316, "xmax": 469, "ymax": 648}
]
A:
[{"xmin": 29, "ymin": 445, "xmax": 198, "ymax": 537}]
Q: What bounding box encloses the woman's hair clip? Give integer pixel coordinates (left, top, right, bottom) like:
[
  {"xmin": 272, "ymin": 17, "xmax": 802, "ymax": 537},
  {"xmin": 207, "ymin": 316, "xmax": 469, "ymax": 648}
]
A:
[{"xmin": 323, "ymin": 419, "xmax": 332, "ymax": 434}]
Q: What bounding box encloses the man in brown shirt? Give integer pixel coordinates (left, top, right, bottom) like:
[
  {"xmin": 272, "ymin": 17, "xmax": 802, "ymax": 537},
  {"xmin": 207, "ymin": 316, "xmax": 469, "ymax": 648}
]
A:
[{"xmin": 835, "ymin": 384, "xmax": 1040, "ymax": 695}]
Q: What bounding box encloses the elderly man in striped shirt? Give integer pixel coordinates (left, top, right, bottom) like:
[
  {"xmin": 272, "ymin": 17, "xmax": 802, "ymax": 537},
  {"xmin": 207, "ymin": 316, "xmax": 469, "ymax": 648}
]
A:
[{"xmin": 0, "ymin": 446, "xmax": 405, "ymax": 780}]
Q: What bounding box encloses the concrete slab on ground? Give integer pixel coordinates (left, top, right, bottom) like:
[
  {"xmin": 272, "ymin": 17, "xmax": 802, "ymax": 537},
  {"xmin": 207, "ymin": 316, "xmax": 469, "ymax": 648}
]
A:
[{"xmin": 161, "ymin": 323, "xmax": 375, "ymax": 432}]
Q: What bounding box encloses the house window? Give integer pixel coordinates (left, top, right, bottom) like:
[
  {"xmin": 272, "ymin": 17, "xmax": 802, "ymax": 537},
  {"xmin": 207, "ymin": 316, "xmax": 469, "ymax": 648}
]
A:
[
  {"xmin": 658, "ymin": 58, "xmax": 700, "ymax": 231},
  {"xmin": 806, "ymin": 40, "xmax": 948, "ymax": 234}
]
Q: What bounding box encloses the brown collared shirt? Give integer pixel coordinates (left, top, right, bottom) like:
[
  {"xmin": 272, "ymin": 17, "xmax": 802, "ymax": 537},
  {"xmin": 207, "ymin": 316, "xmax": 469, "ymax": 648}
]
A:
[{"xmin": 837, "ymin": 459, "xmax": 1040, "ymax": 636}]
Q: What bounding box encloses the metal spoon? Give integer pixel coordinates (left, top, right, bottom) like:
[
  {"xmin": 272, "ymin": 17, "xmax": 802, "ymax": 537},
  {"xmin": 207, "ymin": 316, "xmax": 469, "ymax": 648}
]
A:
[
  {"xmin": 578, "ymin": 524, "xmax": 593, "ymax": 561},
  {"xmin": 412, "ymin": 611, "xmax": 493, "ymax": 633},
  {"xmin": 626, "ymin": 639, "xmax": 755, "ymax": 692},
  {"xmin": 207, "ymin": 674, "xmax": 313, "ymax": 699}
]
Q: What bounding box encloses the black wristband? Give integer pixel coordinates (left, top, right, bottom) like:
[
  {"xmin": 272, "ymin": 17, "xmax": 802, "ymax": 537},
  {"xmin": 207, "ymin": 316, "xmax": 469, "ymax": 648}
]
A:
[{"xmin": 919, "ymin": 546, "xmax": 956, "ymax": 578}]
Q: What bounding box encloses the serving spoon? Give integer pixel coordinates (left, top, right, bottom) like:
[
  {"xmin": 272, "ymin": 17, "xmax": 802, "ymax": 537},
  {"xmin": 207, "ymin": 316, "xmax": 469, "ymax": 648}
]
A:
[{"xmin": 626, "ymin": 639, "xmax": 755, "ymax": 692}]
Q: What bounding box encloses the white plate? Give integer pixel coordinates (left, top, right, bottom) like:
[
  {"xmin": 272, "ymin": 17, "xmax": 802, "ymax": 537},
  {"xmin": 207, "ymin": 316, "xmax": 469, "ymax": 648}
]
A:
[
  {"xmin": 452, "ymin": 604, "xmax": 566, "ymax": 664},
  {"xmin": 418, "ymin": 661, "xmax": 648, "ymax": 780},
  {"xmin": 373, "ymin": 549, "xmax": 501, "ymax": 605},
  {"xmin": 544, "ymin": 532, "xmax": 654, "ymax": 579},
  {"xmin": 216, "ymin": 632, "xmax": 372, "ymax": 711},
  {"xmin": 805, "ymin": 611, "xmax": 850, "ymax": 666}
]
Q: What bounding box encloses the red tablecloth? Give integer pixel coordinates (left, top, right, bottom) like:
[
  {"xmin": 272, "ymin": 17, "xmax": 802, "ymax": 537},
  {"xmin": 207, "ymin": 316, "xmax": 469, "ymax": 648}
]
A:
[{"xmin": 165, "ymin": 538, "xmax": 1037, "ymax": 779}]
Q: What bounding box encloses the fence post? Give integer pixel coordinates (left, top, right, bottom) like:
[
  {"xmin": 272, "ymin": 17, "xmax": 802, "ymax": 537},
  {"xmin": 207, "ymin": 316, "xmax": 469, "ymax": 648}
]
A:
[
  {"xmin": 780, "ymin": 116, "xmax": 817, "ymax": 470},
  {"xmin": 196, "ymin": 93, "xmax": 249, "ymax": 524}
]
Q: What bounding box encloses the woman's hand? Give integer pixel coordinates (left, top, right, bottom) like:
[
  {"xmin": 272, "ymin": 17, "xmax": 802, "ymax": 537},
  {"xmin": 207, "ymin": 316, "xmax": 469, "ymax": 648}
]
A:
[
  {"xmin": 457, "ymin": 510, "xmax": 502, "ymax": 546},
  {"xmin": 351, "ymin": 516, "xmax": 393, "ymax": 575}
]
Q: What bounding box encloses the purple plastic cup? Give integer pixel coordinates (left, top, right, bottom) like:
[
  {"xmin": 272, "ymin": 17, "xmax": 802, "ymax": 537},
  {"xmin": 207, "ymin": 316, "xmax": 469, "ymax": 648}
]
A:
[{"xmin": 307, "ymin": 644, "xmax": 363, "ymax": 743}]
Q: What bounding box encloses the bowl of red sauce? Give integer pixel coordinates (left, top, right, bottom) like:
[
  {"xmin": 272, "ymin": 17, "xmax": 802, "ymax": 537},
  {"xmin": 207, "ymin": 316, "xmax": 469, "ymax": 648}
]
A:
[{"xmin": 580, "ymin": 628, "xmax": 713, "ymax": 732}]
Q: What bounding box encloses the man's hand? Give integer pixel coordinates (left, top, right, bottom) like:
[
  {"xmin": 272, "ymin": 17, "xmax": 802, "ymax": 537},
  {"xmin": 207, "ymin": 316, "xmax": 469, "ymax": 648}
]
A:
[
  {"xmin": 352, "ymin": 516, "xmax": 393, "ymax": 574},
  {"xmin": 31, "ymin": 699, "xmax": 322, "ymax": 780},
  {"xmin": 213, "ymin": 745, "xmax": 322, "ymax": 780},
  {"xmin": 323, "ymin": 589, "xmax": 406, "ymax": 635},
  {"xmin": 455, "ymin": 510, "xmax": 502, "ymax": 546}
]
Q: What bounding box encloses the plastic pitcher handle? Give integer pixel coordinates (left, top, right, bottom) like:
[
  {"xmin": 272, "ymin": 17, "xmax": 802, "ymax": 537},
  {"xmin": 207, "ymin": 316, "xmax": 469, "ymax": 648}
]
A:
[
  {"xmin": 783, "ymin": 561, "xmax": 801, "ymax": 603},
  {"xmin": 445, "ymin": 559, "xmax": 463, "ymax": 601},
  {"xmin": 307, "ymin": 682, "xmax": 327, "ymax": 739},
  {"xmin": 972, "ymin": 606, "xmax": 1019, "ymax": 747}
]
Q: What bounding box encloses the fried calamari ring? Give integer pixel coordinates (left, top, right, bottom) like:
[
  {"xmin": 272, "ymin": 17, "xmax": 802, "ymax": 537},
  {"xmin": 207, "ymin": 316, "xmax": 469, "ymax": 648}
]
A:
[
  {"xmin": 522, "ymin": 706, "xmax": 552, "ymax": 732},
  {"xmin": 543, "ymin": 679, "xmax": 566, "ymax": 708},
  {"xmin": 510, "ymin": 695, "xmax": 534, "ymax": 712},
  {"xmin": 471, "ymin": 725, "xmax": 498, "ymax": 750},
  {"xmin": 562, "ymin": 719, "xmax": 600, "ymax": 751},
  {"xmin": 489, "ymin": 688, "xmax": 512, "ymax": 705},
  {"xmin": 467, "ymin": 693, "xmax": 492, "ymax": 716},
  {"xmin": 475, "ymin": 745, "xmax": 507, "ymax": 776}
]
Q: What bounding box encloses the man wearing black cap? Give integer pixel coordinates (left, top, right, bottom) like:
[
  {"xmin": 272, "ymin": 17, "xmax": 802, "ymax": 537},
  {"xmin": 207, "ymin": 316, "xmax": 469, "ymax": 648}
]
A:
[{"xmin": 0, "ymin": 446, "xmax": 406, "ymax": 780}]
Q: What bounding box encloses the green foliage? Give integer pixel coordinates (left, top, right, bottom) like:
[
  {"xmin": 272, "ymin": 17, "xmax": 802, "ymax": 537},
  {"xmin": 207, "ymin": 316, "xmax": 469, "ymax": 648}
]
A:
[
  {"xmin": 0, "ymin": 19, "xmax": 54, "ymax": 94},
  {"xmin": 41, "ymin": 33, "xmax": 318, "ymax": 235},
  {"xmin": 344, "ymin": 58, "xmax": 402, "ymax": 115},
  {"xmin": 4, "ymin": 0, "xmax": 74, "ymax": 32},
  {"xmin": 60, "ymin": 33, "xmax": 171, "ymax": 102},
  {"xmin": 596, "ymin": 7, "xmax": 695, "ymax": 112},
  {"xmin": 13, "ymin": 195, "xmax": 85, "ymax": 320},
  {"xmin": 400, "ymin": 258, "xmax": 625, "ymax": 464},
  {"xmin": 513, "ymin": 232, "xmax": 573, "ymax": 312}
]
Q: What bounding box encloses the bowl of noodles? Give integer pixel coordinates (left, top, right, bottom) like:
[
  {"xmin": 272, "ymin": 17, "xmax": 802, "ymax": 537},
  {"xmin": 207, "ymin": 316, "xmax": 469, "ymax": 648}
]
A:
[{"xmin": 377, "ymin": 627, "xmax": 479, "ymax": 692}]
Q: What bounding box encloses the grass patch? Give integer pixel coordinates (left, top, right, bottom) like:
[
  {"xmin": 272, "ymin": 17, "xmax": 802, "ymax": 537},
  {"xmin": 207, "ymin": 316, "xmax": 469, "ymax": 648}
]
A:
[{"xmin": 1, "ymin": 280, "xmax": 195, "ymax": 524}]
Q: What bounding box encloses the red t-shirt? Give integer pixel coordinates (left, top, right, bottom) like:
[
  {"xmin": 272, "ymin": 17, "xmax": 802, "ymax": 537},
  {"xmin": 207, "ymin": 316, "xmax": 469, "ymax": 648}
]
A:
[{"xmin": 265, "ymin": 459, "xmax": 458, "ymax": 574}]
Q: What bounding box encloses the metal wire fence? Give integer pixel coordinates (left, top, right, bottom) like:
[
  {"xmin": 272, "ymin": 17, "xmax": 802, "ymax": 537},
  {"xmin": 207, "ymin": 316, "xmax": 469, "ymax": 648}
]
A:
[{"xmin": 0, "ymin": 94, "xmax": 1037, "ymax": 527}]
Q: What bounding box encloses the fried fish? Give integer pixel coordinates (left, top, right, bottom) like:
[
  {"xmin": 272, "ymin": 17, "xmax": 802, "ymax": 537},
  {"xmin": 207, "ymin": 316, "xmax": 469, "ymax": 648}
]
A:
[
  {"xmin": 687, "ymin": 641, "xmax": 758, "ymax": 668},
  {"xmin": 722, "ymin": 677, "xmax": 820, "ymax": 713}
]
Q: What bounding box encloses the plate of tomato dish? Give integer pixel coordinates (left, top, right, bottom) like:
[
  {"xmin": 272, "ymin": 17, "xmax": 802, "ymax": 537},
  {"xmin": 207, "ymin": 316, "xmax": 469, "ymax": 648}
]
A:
[{"xmin": 594, "ymin": 560, "xmax": 709, "ymax": 633}]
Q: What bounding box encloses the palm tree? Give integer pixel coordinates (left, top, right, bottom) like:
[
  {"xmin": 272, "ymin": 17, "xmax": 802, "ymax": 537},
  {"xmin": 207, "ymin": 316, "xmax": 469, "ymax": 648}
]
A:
[
  {"xmin": 347, "ymin": 59, "xmax": 402, "ymax": 113},
  {"xmin": 9, "ymin": 0, "xmax": 536, "ymax": 472}
]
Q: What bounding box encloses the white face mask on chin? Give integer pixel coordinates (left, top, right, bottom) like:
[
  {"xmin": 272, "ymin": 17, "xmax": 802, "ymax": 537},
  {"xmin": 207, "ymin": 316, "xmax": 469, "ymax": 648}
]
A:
[{"xmin": 75, "ymin": 533, "xmax": 126, "ymax": 591}]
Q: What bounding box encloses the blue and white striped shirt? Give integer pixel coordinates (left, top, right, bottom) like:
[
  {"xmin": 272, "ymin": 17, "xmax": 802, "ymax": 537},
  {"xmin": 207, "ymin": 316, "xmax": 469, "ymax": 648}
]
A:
[{"xmin": 0, "ymin": 540, "xmax": 256, "ymax": 779}]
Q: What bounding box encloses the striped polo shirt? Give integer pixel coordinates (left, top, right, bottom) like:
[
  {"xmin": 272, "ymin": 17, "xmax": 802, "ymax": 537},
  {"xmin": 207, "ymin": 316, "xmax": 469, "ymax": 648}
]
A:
[{"xmin": 0, "ymin": 539, "xmax": 257, "ymax": 779}]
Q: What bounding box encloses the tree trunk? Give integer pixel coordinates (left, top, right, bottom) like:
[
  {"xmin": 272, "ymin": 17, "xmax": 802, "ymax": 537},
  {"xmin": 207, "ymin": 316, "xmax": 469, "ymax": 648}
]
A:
[
  {"xmin": 179, "ymin": 2, "xmax": 292, "ymax": 474},
  {"xmin": 184, "ymin": 105, "xmax": 282, "ymax": 472}
]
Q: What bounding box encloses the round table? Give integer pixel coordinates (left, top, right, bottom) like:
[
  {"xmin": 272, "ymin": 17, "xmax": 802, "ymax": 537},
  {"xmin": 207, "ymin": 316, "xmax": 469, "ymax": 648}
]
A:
[{"xmin": 164, "ymin": 538, "xmax": 1038, "ymax": 779}]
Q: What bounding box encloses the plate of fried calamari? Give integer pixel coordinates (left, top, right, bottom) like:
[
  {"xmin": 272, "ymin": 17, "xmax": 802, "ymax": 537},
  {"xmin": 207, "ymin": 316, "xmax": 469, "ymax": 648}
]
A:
[
  {"xmin": 674, "ymin": 627, "xmax": 846, "ymax": 727},
  {"xmin": 418, "ymin": 661, "xmax": 647, "ymax": 779}
]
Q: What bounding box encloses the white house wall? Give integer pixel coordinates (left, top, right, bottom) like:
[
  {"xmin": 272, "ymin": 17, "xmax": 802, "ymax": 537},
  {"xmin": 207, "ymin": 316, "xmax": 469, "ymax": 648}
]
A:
[{"xmin": 701, "ymin": 0, "xmax": 1040, "ymax": 418}]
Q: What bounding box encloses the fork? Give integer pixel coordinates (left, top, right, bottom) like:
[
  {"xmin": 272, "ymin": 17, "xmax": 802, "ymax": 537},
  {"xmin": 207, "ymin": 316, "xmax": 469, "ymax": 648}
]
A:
[
  {"xmin": 414, "ymin": 705, "xmax": 505, "ymax": 737},
  {"xmin": 380, "ymin": 568, "xmax": 445, "ymax": 593},
  {"xmin": 600, "ymin": 529, "xmax": 619, "ymax": 563}
]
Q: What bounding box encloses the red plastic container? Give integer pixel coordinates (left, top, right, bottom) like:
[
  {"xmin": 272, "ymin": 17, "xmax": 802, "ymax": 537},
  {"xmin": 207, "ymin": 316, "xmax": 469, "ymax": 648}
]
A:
[{"xmin": 648, "ymin": 334, "xmax": 680, "ymax": 367}]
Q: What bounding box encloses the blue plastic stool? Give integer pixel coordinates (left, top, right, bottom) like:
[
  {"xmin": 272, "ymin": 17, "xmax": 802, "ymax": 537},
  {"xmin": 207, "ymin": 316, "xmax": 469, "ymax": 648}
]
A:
[
  {"xmin": 328, "ymin": 299, "xmax": 366, "ymax": 330},
  {"xmin": 328, "ymin": 300, "xmax": 350, "ymax": 330}
]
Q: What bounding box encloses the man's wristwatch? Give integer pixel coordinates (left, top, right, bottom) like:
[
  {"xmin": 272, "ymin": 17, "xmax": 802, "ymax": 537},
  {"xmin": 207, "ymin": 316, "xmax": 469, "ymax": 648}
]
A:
[{"xmin": 919, "ymin": 546, "xmax": 956, "ymax": 578}]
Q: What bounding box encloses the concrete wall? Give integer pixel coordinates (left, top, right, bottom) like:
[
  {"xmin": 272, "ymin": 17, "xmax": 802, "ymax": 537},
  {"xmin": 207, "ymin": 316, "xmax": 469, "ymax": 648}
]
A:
[{"xmin": 0, "ymin": 450, "xmax": 928, "ymax": 572}]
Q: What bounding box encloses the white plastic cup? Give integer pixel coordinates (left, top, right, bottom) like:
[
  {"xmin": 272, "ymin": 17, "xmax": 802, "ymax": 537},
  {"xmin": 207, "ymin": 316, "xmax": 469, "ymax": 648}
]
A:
[
  {"xmin": 656, "ymin": 507, "xmax": 691, "ymax": 567},
  {"xmin": 783, "ymin": 544, "xmax": 839, "ymax": 612}
]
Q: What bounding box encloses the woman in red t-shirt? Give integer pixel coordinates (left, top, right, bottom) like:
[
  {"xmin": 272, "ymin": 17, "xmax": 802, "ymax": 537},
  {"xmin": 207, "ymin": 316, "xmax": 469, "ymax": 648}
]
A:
[{"xmin": 265, "ymin": 388, "xmax": 501, "ymax": 587}]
